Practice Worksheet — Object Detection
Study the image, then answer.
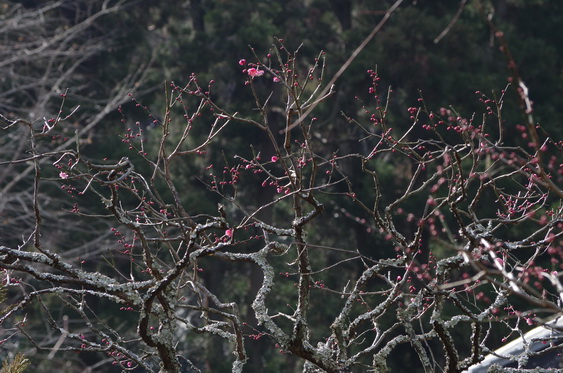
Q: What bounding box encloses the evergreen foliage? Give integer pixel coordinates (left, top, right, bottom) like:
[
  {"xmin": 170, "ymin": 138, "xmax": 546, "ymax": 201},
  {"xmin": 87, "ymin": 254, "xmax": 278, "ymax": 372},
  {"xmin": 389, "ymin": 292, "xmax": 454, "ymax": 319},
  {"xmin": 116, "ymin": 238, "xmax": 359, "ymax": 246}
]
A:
[{"xmin": 1, "ymin": 1, "xmax": 562, "ymax": 372}]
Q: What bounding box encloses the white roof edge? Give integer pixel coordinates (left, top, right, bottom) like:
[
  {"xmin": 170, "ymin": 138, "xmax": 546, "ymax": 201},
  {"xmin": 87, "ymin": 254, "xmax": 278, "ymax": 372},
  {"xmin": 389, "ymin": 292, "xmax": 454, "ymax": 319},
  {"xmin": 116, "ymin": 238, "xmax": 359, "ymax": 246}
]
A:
[{"xmin": 465, "ymin": 317, "xmax": 563, "ymax": 372}]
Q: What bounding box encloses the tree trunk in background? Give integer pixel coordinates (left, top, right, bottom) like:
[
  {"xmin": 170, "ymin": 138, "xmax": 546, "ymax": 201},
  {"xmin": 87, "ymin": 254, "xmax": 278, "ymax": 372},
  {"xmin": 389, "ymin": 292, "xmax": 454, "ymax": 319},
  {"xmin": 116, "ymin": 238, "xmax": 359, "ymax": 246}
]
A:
[
  {"xmin": 189, "ymin": 0, "xmax": 205, "ymax": 32},
  {"xmin": 329, "ymin": 0, "xmax": 352, "ymax": 30}
]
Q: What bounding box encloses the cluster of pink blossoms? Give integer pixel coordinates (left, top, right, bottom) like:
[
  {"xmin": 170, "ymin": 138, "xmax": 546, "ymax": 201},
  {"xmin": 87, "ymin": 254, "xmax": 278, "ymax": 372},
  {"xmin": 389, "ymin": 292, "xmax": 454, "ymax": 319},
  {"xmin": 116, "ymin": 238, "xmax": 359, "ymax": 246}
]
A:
[
  {"xmin": 247, "ymin": 68, "xmax": 264, "ymax": 78},
  {"xmin": 239, "ymin": 58, "xmax": 280, "ymax": 82}
]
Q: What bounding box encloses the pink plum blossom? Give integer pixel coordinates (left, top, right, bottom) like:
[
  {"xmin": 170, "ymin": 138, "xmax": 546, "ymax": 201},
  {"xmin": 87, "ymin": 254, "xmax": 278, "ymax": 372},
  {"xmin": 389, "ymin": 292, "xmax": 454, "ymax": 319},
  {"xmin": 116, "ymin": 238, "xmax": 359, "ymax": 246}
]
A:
[
  {"xmin": 247, "ymin": 68, "xmax": 264, "ymax": 78},
  {"xmin": 238, "ymin": 59, "xmax": 246, "ymax": 66},
  {"xmin": 59, "ymin": 171, "xmax": 69, "ymax": 179}
]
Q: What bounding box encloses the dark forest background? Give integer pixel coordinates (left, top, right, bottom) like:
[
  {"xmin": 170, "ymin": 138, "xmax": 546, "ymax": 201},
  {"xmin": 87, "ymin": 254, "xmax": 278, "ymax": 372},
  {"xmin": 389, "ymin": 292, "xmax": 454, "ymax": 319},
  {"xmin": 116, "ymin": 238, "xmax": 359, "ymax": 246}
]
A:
[{"xmin": 1, "ymin": 0, "xmax": 562, "ymax": 372}]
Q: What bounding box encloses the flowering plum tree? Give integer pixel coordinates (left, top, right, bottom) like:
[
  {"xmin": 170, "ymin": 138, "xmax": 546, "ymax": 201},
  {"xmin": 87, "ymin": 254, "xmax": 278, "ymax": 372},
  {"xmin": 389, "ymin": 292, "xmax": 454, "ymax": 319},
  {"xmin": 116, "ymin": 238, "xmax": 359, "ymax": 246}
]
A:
[{"xmin": 1, "ymin": 22, "xmax": 562, "ymax": 373}]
